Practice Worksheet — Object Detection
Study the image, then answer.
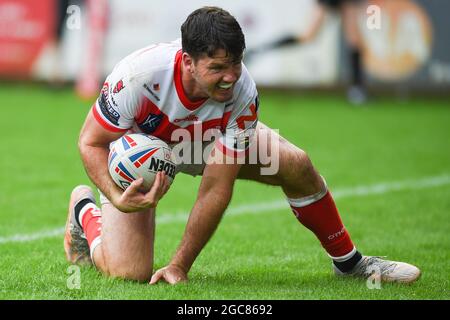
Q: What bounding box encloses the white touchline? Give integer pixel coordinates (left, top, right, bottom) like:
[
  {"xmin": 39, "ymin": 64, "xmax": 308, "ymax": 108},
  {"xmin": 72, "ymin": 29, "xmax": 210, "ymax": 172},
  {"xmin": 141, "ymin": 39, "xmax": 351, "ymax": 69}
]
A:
[{"xmin": 1, "ymin": 174, "xmax": 449, "ymax": 244}]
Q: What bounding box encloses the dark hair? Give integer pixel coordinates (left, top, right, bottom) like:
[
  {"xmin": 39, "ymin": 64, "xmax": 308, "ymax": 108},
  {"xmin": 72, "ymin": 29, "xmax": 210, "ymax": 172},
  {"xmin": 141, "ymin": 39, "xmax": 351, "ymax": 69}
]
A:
[{"xmin": 181, "ymin": 7, "xmax": 246, "ymax": 63}]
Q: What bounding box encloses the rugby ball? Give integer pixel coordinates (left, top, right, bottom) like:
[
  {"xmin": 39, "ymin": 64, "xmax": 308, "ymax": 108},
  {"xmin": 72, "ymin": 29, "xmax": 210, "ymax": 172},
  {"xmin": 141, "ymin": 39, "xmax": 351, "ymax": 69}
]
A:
[{"xmin": 108, "ymin": 134, "xmax": 177, "ymax": 191}]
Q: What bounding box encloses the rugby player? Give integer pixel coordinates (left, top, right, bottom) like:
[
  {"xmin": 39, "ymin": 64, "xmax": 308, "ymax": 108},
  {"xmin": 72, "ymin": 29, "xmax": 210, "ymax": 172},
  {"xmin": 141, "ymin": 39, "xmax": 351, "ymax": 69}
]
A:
[{"xmin": 65, "ymin": 6, "xmax": 420, "ymax": 284}]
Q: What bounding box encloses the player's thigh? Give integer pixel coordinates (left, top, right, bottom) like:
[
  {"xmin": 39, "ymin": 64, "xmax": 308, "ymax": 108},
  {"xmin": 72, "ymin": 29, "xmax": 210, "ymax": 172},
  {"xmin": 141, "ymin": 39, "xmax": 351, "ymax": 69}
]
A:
[
  {"xmin": 237, "ymin": 122, "xmax": 303, "ymax": 185},
  {"xmin": 172, "ymin": 123, "xmax": 306, "ymax": 184},
  {"xmin": 100, "ymin": 202, "xmax": 156, "ymax": 268}
]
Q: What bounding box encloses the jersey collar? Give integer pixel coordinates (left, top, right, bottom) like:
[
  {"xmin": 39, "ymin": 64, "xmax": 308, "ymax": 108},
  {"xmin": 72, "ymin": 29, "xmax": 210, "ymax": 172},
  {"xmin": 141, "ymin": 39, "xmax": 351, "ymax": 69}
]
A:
[{"xmin": 174, "ymin": 50, "xmax": 207, "ymax": 111}]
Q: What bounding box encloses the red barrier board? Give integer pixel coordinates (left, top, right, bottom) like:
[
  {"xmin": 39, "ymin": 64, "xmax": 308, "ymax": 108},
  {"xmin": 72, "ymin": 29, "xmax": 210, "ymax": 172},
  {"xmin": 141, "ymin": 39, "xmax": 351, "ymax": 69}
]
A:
[{"xmin": 0, "ymin": 0, "xmax": 55, "ymax": 77}]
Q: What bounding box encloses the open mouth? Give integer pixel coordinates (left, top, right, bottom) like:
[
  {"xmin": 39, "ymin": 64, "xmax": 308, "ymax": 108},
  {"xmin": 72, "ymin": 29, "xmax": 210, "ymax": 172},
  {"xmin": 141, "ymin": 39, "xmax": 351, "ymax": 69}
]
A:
[{"xmin": 218, "ymin": 82, "xmax": 233, "ymax": 90}]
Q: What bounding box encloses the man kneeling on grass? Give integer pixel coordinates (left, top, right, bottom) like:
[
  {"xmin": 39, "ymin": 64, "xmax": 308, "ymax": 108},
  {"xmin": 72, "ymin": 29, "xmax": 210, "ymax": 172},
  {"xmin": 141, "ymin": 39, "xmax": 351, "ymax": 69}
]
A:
[{"xmin": 64, "ymin": 6, "xmax": 421, "ymax": 285}]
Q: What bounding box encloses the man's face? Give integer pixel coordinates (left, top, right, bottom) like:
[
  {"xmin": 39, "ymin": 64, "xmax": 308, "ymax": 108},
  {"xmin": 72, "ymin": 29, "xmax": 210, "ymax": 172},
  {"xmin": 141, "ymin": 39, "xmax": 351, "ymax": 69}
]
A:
[{"xmin": 189, "ymin": 49, "xmax": 243, "ymax": 103}]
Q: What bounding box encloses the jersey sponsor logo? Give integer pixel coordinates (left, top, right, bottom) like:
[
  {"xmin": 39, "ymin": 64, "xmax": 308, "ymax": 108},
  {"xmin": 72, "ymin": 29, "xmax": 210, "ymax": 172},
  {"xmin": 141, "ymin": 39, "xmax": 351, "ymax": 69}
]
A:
[
  {"xmin": 137, "ymin": 113, "xmax": 163, "ymax": 134},
  {"xmin": 173, "ymin": 115, "xmax": 199, "ymax": 123},
  {"xmin": 113, "ymin": 79, "xmax": 125, "ymax": 94},
  {"xmin": 98, "ymin": 92, "xmax": 120, "ymax": 126}
]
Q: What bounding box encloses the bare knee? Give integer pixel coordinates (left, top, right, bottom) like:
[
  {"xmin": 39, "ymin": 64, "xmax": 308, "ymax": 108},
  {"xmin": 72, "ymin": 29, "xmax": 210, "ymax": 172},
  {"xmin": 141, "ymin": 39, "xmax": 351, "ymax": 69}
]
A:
[
  {"xmin": 107, "ymin": 263, "xmax": 153, "ymax": 282},
  {"xmin": 280, "ymin": 148, "xmax": 324, "ymax": 198},
  {"xmin": 239, "ymin": 146, "xmax": 323, "ymax": 195},
  {"xmin": 239, "ymin": 126, "xmax": 325, "ymax": 197},
  {"xmin": 93, "ymin": 246, "xmax": 153, "ymax": 282},
  {"xmin": 298, "ymin": 151, "xmax": 320, "ymax": 185}
]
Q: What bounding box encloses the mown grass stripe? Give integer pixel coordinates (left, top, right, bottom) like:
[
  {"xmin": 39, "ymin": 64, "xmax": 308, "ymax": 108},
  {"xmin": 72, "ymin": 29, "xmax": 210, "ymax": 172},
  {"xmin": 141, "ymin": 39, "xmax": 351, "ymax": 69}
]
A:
[{"xmin": 1, "ymin": 174, "xmax": 449, "ymax": 244}]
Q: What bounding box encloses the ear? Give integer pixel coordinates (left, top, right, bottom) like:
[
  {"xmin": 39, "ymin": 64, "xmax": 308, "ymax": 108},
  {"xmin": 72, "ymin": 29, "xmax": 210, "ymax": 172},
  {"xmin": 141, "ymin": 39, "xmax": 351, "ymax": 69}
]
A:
[{"xmin": 182, "ymin": 53, "xmax": 194, "ymax": 73}]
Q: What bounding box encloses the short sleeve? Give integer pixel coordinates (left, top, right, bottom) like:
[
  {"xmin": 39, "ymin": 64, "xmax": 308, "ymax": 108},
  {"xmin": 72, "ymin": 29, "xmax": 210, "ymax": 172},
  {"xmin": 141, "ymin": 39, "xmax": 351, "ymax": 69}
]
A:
[{"xmin": 91, "ymin": 64, "xmax": 138, "ymax": 132}]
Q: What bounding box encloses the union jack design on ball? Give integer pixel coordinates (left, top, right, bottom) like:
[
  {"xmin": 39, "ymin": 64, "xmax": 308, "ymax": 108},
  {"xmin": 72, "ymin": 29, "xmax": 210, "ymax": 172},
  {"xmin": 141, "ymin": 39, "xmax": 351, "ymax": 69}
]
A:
[
  {"xmin": 114, "ymin": 162, "xmax": 135, "ymax": 183},
  {"xmin": 121, "ymin": 135, "xmax": 137, "ymax": 150},
  {"xmin": 129, "ymin": 148, "xmax": 160, "ymax": 168},
  {"xmin": 108, "ymin": 148, "xmax": 118, "ymax": 167}
]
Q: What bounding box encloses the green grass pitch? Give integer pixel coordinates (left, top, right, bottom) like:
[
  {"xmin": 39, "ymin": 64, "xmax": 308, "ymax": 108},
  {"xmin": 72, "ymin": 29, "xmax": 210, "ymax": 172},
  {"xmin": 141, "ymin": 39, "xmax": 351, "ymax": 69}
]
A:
[{"xmin": 0, "ymin": 83, "xmax": 449, "ymax": 300}]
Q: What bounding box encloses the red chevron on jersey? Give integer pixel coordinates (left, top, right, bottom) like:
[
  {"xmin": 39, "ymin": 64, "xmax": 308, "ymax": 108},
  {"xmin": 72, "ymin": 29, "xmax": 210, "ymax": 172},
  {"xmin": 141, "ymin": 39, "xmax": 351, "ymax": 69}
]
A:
[
  {"xmin": 136, "ymin": 97, "xmax": 224, "ymax": 142},
  {"xmin": 92, "ymin": 40, "xmax": 259, "ymax": 156},
  {"xmin": 236, "ymin": 104, "xmax": 257, "ymax": 130}
]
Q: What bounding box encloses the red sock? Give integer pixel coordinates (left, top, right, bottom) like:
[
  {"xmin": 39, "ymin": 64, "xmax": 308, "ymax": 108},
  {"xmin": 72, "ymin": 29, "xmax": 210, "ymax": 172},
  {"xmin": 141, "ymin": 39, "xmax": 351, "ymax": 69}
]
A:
[
  {"xmin": 289, "ymin": 191, "xmax": 354, "ymax": 258},
  {"xmin": 79, "ymin": 203, "xmax": 102, "ymax": 247}
]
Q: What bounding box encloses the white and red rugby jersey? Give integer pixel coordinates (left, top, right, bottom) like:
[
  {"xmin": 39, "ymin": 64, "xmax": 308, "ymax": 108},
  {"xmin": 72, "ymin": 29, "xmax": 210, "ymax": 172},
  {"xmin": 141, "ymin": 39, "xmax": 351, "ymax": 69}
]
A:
[{"xmin": 92, "ymin": 39, "xmax": 259, "ymax": 157}]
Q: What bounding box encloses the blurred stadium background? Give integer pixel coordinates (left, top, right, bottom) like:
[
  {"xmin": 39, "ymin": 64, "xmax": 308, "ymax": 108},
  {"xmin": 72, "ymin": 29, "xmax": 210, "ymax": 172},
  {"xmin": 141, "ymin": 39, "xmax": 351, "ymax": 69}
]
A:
[
  {"xmin": 0, "ymin": 0, "xmax": 449, "ymax": 300},
  {"xmin": 1, "ymin": 0, "xmax": 449, "ymax": 93}
]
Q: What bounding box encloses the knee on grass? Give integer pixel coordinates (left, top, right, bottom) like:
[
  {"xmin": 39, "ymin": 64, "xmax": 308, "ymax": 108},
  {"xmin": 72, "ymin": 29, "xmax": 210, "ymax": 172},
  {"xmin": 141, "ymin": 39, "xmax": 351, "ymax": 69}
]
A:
[
  {"xmin": 94, "ymin": 249, "xmax": 153, "ymax": 282},
  {"xmin": 107, "ymin": 264, "xmax": 153, "ymax": 282}
]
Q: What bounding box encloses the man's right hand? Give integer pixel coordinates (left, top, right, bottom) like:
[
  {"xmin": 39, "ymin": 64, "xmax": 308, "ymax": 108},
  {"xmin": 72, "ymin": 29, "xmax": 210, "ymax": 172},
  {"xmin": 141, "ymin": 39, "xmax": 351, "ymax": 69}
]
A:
[
  {"xmin": 112, "ymin": 171, "xmax": 171, "ymax": 213},
  {"xmin": 149, "ymin": 264, "xmax": 188, "ymax": 285}
]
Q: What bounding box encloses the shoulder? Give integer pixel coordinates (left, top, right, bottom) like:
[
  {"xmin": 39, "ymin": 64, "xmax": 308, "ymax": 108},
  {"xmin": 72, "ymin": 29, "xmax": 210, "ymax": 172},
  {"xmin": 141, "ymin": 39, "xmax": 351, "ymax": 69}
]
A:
[
  {"xmin": 112, "ymin": 39, "xmax": 181, "ymax": 91},
  {"xmin": 235, "ymin": 64, "xmax": 257, "ymax": 97},
  {"xmin": 233, "ymin": 64, "xmax": 258, "ymax": 105}
]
